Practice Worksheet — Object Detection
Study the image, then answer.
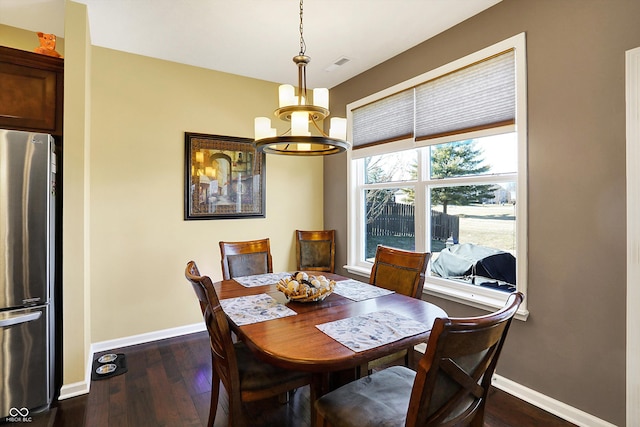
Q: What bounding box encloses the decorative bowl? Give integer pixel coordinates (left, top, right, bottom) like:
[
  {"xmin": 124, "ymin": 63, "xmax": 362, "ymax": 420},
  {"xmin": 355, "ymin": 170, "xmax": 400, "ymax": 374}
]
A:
[{"xmin": 276, "ymin": 272, "xmax": 336, "ymax": 302}]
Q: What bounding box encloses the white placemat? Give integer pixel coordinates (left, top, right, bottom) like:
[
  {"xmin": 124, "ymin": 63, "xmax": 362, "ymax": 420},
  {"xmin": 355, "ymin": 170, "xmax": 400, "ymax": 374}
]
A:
[
  {"xmin": 220, "ymin": 293, "xmax": 296, "ymax": 326},
  {"xmin": 316, "ymin": 309, "xmax": 428, "ymax": 352},
  {"xmin": 333, "ymin": 279, "xmax": 394, "ymax": 301},
  {"xmin": 233, "ymin": 272, "xmax": 292, "ymax": 288}
]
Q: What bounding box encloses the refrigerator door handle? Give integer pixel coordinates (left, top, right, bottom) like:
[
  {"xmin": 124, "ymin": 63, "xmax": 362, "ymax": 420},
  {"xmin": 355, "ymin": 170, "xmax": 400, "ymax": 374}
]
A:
[{"xmin": 0, "ymin": 312, "xmax": 42, "ymax": 328}]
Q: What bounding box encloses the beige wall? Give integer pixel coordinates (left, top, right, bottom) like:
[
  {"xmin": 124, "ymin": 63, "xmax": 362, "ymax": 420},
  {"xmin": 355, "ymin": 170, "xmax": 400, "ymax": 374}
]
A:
[
  {"xmin": 88, "ymin": 47, "xmax": 324, "ymax": 341},
  {"xmin": 326, "ymin": 0, "xmax": 637, "ymax": 425},
  {"xmin": 61, "ymin": 0, "xmax": 92, "ymax": 388}
]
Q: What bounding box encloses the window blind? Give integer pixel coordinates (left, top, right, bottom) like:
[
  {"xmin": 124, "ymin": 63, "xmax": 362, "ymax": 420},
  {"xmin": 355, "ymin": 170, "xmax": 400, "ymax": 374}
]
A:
[
  {"xmin": 350, "ymin": 49, "xmax": 515, "ymax": 149},
  {"xmin": 351, "ymin": 89, "xmax": 414, "ymax": 148},
  {"xmin": 415, "ymin": 50, "xmax": 515, "ymax": 141}
]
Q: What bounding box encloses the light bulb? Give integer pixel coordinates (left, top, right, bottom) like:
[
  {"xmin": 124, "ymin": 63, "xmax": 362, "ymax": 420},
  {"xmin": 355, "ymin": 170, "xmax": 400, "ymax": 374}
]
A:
[
  {"xmin": 279, "ymin": 85, "xmax": 295, "ymax": 107},
  {"xmin": 254, "ymin": 117, "xmax": 272, "ymax": 140},
  {"xmin": 291, "ymin": 111, "xmax": 310, "ymax": 136},
  {"xmin": 313, "ymin": 88, "xmax": 329, "ymax": 109},
  {"xmin": 330, "ymin": 117, "xmax": 347, "ymax": 140}
]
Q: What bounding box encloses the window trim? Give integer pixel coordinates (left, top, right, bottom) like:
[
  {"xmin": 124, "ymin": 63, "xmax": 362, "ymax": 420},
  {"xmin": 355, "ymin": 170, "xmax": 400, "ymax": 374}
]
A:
[{"xmin": 345, "ymin": 33, "xmax": 528, "ymax": 319}]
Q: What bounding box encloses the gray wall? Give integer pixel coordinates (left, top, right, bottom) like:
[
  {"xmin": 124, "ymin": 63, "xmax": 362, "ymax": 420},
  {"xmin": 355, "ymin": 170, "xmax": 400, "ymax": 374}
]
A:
[{"xmin": 324, "ymin": 0, "xmax": 638, "ymax": 425}]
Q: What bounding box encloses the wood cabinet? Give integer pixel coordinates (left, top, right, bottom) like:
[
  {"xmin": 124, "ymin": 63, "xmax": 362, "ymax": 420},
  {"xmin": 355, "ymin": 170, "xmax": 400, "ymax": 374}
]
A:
[{"xmin": 0, "ymin": 45, "xmax": 64, "ymax": 135}]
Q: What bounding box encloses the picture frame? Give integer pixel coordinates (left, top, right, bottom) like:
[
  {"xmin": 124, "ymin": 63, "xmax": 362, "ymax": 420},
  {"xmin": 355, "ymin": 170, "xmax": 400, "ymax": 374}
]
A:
[{"xmin": 184, "ymin": 132, "xmax": 266, "ymax": 220}]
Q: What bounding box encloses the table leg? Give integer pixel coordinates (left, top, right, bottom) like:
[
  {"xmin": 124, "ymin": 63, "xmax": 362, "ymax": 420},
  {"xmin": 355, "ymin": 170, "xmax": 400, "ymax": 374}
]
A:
[
  {"xmin": 310, "ymin": 373, "xmax": 329, "ymax": 427},
  {"xmin": 328, "ymin": 367, "xmax": 358, "ymax": 389}
]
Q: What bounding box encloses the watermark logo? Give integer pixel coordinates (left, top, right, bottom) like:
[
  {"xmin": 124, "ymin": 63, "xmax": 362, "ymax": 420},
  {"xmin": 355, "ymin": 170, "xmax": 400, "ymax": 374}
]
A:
[{"xmin": 5, "ymin": 407, "xmax": 32, "ymax": 423}]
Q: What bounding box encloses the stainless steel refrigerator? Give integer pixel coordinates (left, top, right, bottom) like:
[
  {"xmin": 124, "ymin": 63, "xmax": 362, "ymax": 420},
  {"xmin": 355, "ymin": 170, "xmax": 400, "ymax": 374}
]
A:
[{"xmin": 0, "ymin": 129, "xmax": 56, "ymax": 418}]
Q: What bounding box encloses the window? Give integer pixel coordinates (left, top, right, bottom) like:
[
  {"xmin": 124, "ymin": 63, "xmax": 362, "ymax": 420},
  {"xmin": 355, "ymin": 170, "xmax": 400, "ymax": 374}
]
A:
[{"xmin": 346, "ymin": 34, "xmax": 528, "ymax": 318}]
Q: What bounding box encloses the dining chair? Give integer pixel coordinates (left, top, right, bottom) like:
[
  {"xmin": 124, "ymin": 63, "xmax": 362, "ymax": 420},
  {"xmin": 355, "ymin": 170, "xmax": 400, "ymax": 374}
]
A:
[
  {"xmin": 364, "ymin": 245, "xmax": 431, "ymax": 374},
  {"xmin": 185, "ymin": 261, "xmax": 312, "ymax": 427},
  {"xmin": 315, "ymin": 292, "xmax": 524, "ymax": 427},
  {"xmin": 369, "ymin": 245, "xmax": 431, "ymax": 298},
  {"xmin": 219, "ymin": 238, "xmax": 273, "ymax": 280},
  {"xmin": 295, "ymin": 229, "xmax": 336, "ymax": 273}
]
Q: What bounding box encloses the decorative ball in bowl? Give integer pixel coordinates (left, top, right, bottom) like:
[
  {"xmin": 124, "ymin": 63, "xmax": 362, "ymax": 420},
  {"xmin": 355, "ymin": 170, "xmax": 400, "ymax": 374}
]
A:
[{"xmin": 276, "ymin": 272, "xmax": 336, "ymax": 302}]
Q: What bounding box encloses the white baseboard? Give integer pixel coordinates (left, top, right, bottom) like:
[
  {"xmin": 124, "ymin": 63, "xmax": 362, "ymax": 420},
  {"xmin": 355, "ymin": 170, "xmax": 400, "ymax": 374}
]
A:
[
  {"xmin": 58, "ymin": 381, "xmax": 90, "ymax": 400},
  {"xmin": 57, "ymin": 323, "xmax": 206, "ymax": 401},
  {"xmin": 90, "ymin": 323, "xmax": 206, "ymax": 354},
  {"xmin": 412, "ymin": 344, "xmax": 615, "ymax": 427},
  {"xmin": 491, "ymin": 375, "xmax": 616, "ymax": 427}
]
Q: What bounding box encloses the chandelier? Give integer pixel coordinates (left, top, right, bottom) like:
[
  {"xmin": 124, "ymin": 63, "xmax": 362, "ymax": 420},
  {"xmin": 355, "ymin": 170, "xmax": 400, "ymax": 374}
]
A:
[{"xmin": 253, "ymin": 0, "xmax": 350, "ymax": 156}]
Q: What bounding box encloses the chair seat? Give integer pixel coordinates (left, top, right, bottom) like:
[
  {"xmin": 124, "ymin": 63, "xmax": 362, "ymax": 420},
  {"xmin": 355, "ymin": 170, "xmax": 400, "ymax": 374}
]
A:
[
  {"xmin": 315, "ymin": 366, "xmax": 416, "ymax": 427},
  {"xmin": 235, "ymin": 342, "xmax": 308, "ymax": 391}
]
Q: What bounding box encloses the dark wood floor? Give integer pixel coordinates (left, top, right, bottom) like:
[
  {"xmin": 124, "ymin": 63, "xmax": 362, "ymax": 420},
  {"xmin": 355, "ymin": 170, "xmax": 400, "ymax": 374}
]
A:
[{"xmin": 26, "ymin": 331, "xmax": 576, "ymax": 427}]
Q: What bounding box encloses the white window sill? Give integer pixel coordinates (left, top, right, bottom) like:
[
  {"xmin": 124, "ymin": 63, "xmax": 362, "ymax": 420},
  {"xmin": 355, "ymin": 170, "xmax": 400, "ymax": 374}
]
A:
[
  {"xmin": 344, "ymin": 264, "xmax": 371, "ymax": 279},
  {"xmin": 344, "ymin": 264, "xmax": 529, "ymax": 321},
  {"xmin": 424, "ymin": 280, "xmax": 529, "ymax": 321}
]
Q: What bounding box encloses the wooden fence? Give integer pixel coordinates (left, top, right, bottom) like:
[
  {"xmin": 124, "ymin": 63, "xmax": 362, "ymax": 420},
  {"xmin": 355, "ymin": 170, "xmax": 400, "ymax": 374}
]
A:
[
  {"xmin": 431, "ymin": 210, "xmax": 459, "ymax": 241},
  {"xmin": 367, "ymin": 201, "xmax": 415, "ymax": 237},
  {"xmin": 366, "ymin": 202, "xmax": 459, "ymax": 241}
]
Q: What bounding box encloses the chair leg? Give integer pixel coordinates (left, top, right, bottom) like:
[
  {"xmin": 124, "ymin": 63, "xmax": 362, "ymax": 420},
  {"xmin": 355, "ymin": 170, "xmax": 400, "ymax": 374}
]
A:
[
  {"xmin": 469, "ymin": 402, "xmax": 487, "ymax": 427},
  {"xmin": 208, "ymin": 369, "xmax": 220, "ymax": 427},
  {"xmin": 227, "ymin": 395, "xmax": 241, "ymax": 427},
  {"xmin": 315, "ymin": 406, "xmax": 331, "ymax": 427}
]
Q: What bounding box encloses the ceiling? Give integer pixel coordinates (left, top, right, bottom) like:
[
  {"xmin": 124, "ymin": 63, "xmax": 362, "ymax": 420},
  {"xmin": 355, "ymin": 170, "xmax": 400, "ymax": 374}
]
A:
[{"xmin": 0, "ymin": 0, "xmax": 501, "ymax": 88}]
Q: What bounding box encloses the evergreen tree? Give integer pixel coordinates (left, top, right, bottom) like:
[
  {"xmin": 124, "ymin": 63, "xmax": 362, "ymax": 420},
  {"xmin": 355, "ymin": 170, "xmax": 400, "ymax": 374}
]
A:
[{"xmin": 430, "ymin": 140, "xmax": 497, "ymax": 213}]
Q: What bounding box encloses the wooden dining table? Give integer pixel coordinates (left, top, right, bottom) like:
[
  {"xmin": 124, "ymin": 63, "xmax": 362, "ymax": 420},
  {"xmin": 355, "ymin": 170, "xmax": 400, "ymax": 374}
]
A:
[{"xmin": 213, "ymin": 271, "xmax": 447, "ymax": 424}]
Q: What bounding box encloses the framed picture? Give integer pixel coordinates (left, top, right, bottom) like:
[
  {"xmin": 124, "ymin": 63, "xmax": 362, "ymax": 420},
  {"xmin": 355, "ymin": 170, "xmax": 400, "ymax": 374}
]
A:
[{"xmin": 184, "ymin": 132, "xmax": 266, "ymax": 220}]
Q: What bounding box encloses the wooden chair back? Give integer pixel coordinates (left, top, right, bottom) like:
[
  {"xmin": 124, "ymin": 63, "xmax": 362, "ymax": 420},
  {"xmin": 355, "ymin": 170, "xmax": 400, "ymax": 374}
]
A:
[
  {"xmin": 406, "ymin": 292, "xmax": 524, "ymax": 427},
  {"xmin": 369, "ymin": 245, "xmax": 431, "ymax": 298},
  {"xmin": 185, "ymin": 261, "xmax": 242, "ymax": 425},
  {"xmin": 219, "ymin": 238, "xmax": 273, "ymax": 280},
  {"xmin": 295, "ymin": 229, "xmax": 336, "ymax": 273}
]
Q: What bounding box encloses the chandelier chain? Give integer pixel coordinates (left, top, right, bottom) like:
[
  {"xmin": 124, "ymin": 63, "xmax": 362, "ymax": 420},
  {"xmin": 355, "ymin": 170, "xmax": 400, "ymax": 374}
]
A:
[
  {"xmin": 299, "ymin": 0, "xmax": 306, "ymax": 55},
  {"xmin": 252, "ymin": 0, "xmax": 349, "ymax": 155}
]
